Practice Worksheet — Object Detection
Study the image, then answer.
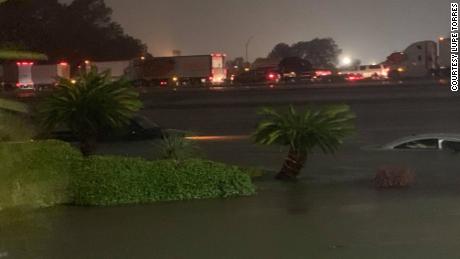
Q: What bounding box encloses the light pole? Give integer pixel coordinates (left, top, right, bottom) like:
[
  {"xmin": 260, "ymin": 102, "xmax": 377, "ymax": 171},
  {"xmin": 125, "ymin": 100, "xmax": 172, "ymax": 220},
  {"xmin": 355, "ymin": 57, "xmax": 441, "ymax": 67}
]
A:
[{"xmin": 245, "ymin": 35, "xmax": 254, "ymax": 63}]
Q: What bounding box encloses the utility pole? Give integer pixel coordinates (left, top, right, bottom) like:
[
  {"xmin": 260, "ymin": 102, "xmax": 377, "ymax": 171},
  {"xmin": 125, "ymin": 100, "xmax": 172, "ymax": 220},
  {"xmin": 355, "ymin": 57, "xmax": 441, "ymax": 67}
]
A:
[{"xmin": 245, "ymin": 35, "xmax": 254, "ymax": 63}]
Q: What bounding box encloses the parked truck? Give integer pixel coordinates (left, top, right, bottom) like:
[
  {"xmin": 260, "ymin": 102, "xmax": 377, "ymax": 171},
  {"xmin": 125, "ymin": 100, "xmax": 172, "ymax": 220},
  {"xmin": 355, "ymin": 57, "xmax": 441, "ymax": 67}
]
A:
[
  {"xmin": 0, "ymin": 61, "xmax": 70, "ymax": 91},
  {"xmin": 86, "ymin": 60, "xmax": 131, "ymax": 81},
  {"xmin": 437, "ymin": 37, "xmax": 451, "ymax": 79},
  {"xmin": 128, "ymin": 54, "xmax": 227, "ymax": 86},
  {"xmin": 385, "ymin": 41, "xmax": 438, "ymax": 79},
  {"xmin": 0, "ymin": 61, "xmax": 34, "ymax": 90},
  {"xmin": 32, "ymin": 62, "xmax": 70, "ymax": 89}
]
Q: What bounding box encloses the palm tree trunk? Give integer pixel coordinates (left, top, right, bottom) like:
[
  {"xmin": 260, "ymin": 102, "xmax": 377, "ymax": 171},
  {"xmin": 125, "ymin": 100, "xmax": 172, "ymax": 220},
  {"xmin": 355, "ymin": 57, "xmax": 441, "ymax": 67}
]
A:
[
  {"xmin": 276, "ymin": 149, "xmax": 307, "ymax": 180},
  {"xmin": 79, "ymin": 137, "xmax": 96, "ymax": 157}
]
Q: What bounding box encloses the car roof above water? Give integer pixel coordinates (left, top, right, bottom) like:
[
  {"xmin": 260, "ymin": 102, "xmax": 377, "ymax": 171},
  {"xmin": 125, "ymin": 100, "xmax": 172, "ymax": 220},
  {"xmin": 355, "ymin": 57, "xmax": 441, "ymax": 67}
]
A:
[{"xmin": 382, "ymin": 133, "xmax": 460, "ymax": 149}]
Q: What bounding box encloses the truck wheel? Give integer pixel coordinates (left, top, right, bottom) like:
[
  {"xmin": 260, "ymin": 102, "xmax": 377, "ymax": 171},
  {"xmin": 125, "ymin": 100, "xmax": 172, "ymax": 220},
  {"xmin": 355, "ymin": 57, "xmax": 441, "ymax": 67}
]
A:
[{"xmin": 388, "ymin": 70, "xmax": 400, "ymax": 81}]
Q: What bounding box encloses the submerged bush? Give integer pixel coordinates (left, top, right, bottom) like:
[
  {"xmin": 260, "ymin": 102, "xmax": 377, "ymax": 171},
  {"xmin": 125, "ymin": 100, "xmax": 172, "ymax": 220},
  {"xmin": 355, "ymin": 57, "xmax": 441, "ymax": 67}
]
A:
[
  {"xmin": 374, "ymin": 166, "xmax": 416, "ymax": 189},
  {"xmin": 72, "ymin": 156, "xmax": 256, "ymax": 206},
  {"xmin": 0, "ymin": 140, "xmax": 81, "ymax": 209}
]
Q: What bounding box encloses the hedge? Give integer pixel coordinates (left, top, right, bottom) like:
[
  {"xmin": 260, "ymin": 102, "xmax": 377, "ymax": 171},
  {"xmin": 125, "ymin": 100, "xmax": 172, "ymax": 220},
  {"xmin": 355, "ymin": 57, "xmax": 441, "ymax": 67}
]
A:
[
  {"xmin": 72, "ymin": 156, "xmax": 256, "ymax": 206},
  {"xmin": 0, "ymin": 140, "xmax": 81, "ymax": 209}
]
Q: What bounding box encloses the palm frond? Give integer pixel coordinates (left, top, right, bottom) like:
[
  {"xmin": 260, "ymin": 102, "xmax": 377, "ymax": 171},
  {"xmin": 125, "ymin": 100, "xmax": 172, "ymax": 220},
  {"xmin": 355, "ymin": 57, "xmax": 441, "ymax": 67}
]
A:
[
  {"xmin": 39, "ymin": 69, "xmax": 142, "ymax": 140},
  {"xmin": 253, "ymin": 105, "xmax": 355, "ymax": 155}
]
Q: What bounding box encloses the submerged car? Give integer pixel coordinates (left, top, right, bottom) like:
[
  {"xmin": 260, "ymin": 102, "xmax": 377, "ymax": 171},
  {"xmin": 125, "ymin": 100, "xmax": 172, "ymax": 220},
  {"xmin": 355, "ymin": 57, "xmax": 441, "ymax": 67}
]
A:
[
  {"xmin": 380, "ymin": 134, "xmax": 460, "ymax": 152},
  {"xmin": 40, "ymin": 115, "xmax": 164, "ymax": 142}
]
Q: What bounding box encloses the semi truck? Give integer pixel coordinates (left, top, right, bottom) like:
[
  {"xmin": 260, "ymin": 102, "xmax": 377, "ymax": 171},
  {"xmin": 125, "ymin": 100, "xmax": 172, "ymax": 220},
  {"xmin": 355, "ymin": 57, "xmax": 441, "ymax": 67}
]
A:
[
  {"xmin": 32, "ymin": 62, "xmax": 70, "ymax": 89},
  {"xmin": 0, "ymin": 61, "xmax": 70, "ymax": 91},
  {"xmin": 128, "ymin": 54, "xmax": 227, "ymax": 86},
  {"xmin": 86, "ymin": 60, "xmax": 131, "ymax": 80},
  {"xmin": 385, "ymin": 40, "xmax": 438, "ymax": 79},
  {"xmin": 0, "ymin": 61, "xmax": 34, "ymax": 90}
]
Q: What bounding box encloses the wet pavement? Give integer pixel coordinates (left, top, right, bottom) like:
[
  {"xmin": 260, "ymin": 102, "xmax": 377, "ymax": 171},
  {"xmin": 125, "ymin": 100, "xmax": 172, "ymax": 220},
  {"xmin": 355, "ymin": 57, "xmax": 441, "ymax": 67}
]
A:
[{"xmin": 3, "ymin": 87, "xmax": 460, "ymax": 258}]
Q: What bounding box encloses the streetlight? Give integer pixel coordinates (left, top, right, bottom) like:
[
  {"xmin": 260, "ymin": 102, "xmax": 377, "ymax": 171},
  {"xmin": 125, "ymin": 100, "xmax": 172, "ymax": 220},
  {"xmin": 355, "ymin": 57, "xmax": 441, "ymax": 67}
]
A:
[
  {"xmin": 340, "ymin": 56, "xmax": 352, "ymax": 66},
  {"xmin": 245, "ymin": 35, "xmax": 254, "ymax": 63}
]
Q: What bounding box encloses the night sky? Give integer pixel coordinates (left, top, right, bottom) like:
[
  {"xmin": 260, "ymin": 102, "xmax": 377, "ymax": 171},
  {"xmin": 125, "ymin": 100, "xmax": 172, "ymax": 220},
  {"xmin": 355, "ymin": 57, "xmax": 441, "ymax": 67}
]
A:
[{"xmin": 69, "ymin": 0, "xmax": 452, "ymax": 63}]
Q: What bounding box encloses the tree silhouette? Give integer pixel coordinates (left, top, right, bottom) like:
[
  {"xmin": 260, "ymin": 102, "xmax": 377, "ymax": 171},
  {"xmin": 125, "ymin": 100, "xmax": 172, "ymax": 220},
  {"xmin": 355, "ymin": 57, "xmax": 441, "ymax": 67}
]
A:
[
  {"xmin": 267, "ymin": 38, "xmax": 341, "ymax": 69},
  {"xmin": 0, "ymin": 0, "xmax": 147, "ymax": 63}
]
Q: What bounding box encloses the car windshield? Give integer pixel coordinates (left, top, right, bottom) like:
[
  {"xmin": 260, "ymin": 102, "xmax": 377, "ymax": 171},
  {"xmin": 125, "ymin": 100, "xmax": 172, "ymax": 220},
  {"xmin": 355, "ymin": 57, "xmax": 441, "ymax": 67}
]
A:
[
  {"xmin": 441, "ymin": 140, "xmax": 460, "ymax": 152},
  {"xmin": 394, "ymin": 138, "xmax": 439, "ymax": 150},
  {"xmin": 133, "ymin": 116, "xmax": 159, "ymax": 129}
]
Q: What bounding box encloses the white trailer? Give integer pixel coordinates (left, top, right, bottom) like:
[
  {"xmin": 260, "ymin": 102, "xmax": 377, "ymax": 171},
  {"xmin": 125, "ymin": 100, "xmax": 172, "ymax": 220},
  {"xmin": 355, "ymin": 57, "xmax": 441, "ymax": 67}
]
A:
[
  {"xmin": 32, "ymin": 62, "xmax": 70, "ymax": 87},
  {"xmin": 89, "ymin": 60, "xmax": 131, "ymax": 80},
  {"xmin": 386, "ymin": 41, "xmax": 438, "ymax": 79},
  {"xmin": 0, "ymin": 62, "xmax": 34, "ymax": 90},
  {"xmin": 130, "ymin": 54, "xmax": 227, "ymax": 86}
]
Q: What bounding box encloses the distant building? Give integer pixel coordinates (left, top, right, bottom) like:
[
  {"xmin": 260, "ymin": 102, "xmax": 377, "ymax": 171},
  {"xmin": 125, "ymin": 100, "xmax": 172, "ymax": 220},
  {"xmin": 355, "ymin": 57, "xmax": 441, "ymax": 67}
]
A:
[{"xmin": 172, "ymin": 50, "xmax": 182, "ymax": 56}]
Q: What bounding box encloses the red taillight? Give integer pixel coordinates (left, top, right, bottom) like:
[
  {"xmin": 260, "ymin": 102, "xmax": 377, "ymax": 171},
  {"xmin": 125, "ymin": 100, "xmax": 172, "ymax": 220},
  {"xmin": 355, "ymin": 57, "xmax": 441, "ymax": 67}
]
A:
[
  {"xmin": 268, "ymin": 73, "xmax": 275, "ymax": 79},
  {"xmin": 160, "ymin": 81, "xmax": 167, "ymax": 86},
  {"xmin": 347, "ymin": 74, "xmax": 363, "ymax": 81},
  {"xmin": 16, "ymin": 83, "xmax": 33, "ymax": 88},
  {"xmin": 17, "ymin": 62, "xmax": 34, "ymax": 66},
  {"xmin": 59, "ymin": 62, "xmax": 69, "ymax": 66},
  {"xmin": 315, "ymin": 70, "xmax": 332, "ymax": 77}
]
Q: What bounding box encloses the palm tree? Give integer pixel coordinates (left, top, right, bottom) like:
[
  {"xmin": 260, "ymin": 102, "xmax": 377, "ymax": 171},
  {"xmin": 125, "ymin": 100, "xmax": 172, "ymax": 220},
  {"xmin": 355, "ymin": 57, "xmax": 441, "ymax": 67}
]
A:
[
  {"xmin": 253, "ymin": 105, "xmax": 355, "ymax": 180},
  {"xmin": 40, "ymin": 69, "xmax": 142, "ymax": 156}
]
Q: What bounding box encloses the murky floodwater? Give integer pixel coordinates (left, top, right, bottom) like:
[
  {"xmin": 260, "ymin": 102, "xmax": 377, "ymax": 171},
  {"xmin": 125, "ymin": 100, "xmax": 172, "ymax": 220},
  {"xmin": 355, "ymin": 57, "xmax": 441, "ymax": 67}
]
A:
[
  {"xmin": 2, "ymin": 141, "xmax": 460, "ymax": 258},
  {"xmin": 3, "ymin": 96, "xmax": 460, "ymax": 258}
]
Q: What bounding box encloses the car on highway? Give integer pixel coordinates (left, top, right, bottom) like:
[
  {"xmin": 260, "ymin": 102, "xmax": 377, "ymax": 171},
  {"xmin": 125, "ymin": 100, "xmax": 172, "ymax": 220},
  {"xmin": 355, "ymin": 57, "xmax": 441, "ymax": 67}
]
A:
[
  {"xmin": 380, "ymin": 134, "xmax": 460, "ymax": 152},
  {"xmin": 233, "ymin": 68, "xmax": 280, "ymax": 85},
  {"xmin": 311, "ymin": 74, "xmax": 347, "ymax": 84},
  {"xmin": 345, "ymin": 73, "xmax": 364, "ymax": 82}
]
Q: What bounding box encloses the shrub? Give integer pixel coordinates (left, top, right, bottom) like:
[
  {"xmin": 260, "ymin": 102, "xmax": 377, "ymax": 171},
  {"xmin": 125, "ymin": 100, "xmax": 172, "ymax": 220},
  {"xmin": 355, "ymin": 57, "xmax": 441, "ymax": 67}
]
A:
[
  {"xmin": 72, "ymin": 156, "xmax": 256, "ymax": 206},
  {"xmin": 155, "ymin": 133, "xmax": 202, "ymax": 161},
  {"xmin": 374, "ymin": 166, "xmax": 416, "ymax": 189},
  {"xmin": 0, "ymin": 140, "xmax": 81, "ymax": 209}
]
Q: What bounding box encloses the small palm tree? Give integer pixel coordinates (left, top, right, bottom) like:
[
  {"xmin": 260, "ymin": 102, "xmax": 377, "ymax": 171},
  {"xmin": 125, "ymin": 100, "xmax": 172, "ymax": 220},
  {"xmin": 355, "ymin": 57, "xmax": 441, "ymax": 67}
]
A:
[
  {"xmin": 40, "ymin": 69, "xmax": 142, "ymax": 156},
  {"xmin": 253, "ymin": 105, "xmax": 355, "ymax": 180},
  {"xmin": 156, "ymin": 133, "xmax": 202, "ymax": 161}
]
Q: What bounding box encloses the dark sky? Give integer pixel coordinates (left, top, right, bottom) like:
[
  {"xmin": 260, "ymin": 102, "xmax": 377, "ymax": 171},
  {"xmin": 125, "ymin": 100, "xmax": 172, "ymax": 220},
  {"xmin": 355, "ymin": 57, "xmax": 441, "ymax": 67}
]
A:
[{"xmin": 78, "ymin": 0, "xmax": 452, "ymax": 63}]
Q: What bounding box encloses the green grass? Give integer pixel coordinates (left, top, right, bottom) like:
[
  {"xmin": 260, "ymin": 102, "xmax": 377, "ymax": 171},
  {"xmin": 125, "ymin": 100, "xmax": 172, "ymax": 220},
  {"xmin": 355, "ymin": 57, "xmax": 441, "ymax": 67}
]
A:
[
  {"xmin": 0, "ymin": 98, "xmax": 29, "ymax": 114},
  {"xmin": 0, "ymin": 140, "xmax": 81, "ymax": 209},
  {"xmin": 72, "ymin": 156, "xmax": 256, "ymax": 206},
  {"xmin": 0, "ymin": 112, "xmax": 35, "ymax": 141}
]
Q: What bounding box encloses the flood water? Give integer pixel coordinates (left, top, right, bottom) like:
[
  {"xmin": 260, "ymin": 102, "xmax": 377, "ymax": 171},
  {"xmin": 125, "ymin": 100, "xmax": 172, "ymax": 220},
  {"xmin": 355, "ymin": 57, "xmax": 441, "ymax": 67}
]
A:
[
  {"xmin": 3, "ymin": 94, "xmax": 460, "ymax": 258},
  {"xmin": 3, "ymin": 139, "xmax": 460, "ymax": 258}
]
